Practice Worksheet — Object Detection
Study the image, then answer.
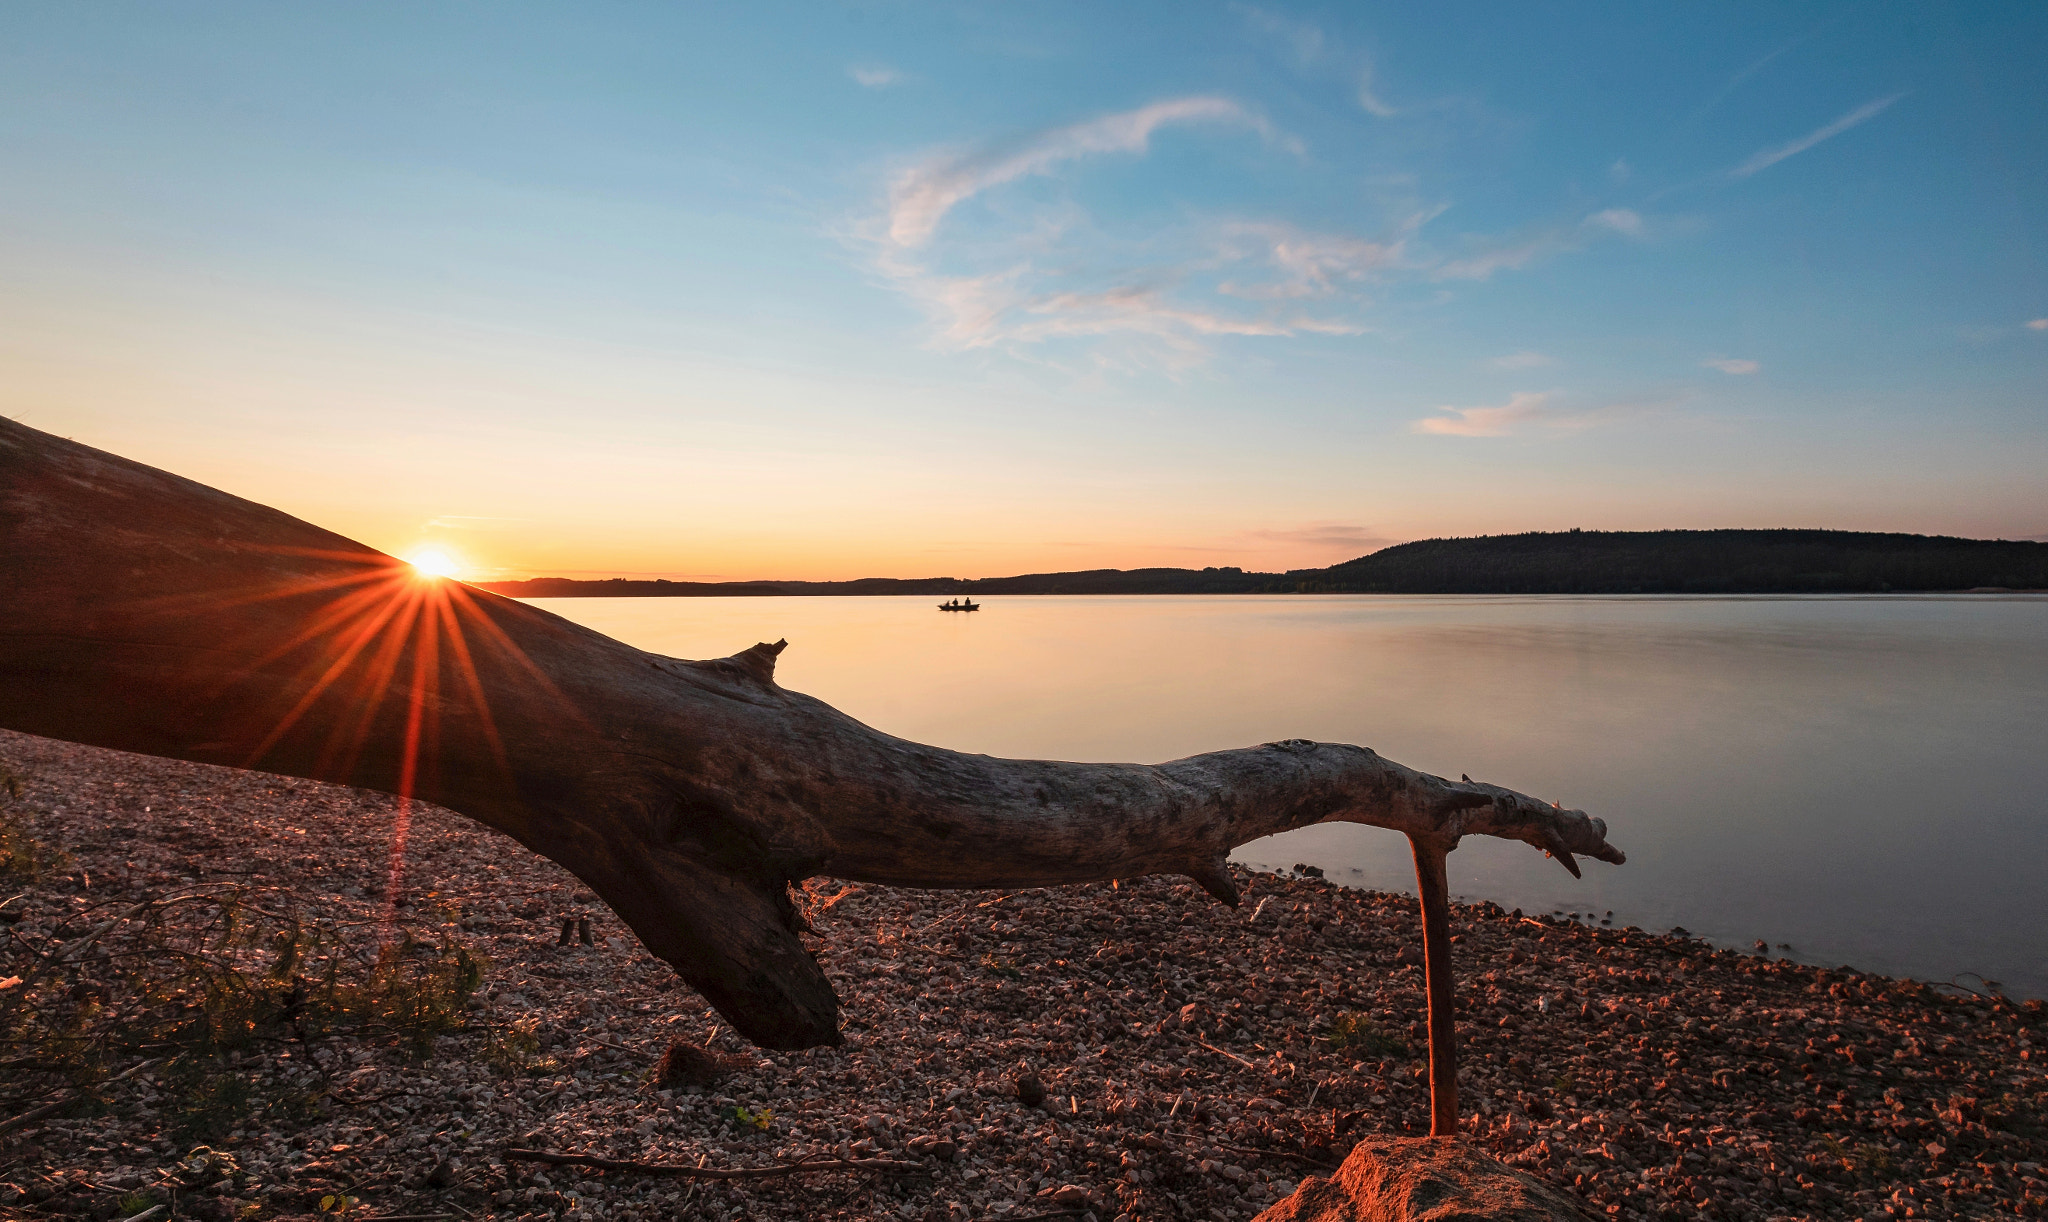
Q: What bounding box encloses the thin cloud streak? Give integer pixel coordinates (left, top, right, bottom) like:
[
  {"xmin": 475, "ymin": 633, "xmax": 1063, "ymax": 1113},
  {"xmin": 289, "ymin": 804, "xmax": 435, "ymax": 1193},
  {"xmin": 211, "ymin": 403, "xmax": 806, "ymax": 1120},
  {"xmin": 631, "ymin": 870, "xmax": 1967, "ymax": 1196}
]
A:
[
  {"xmin": 2028, "ymin": 319, "xmax": 2048, "ymax": 331},
  {"xmin": 886, "ymin": 97, "xmax": 1277, "ymax": 247},
  {"xmin": 1694, "ymin": 35, "xmax": 1809, "ymax": 120},
  {"xmin": 850, "ymin": 65, "xmax": 904, "ymax": 88},
  {"xmin": 1244, "ymin": 524, "xmax": 1398, "ymax": 554},
  {"xmin": 1491, "ymin": 350, "xmax": 1556, "ymax": 370},
  {"xmin": 1236, "ymin": 6, "xmax": 1397, "ymax": 117},
  {"xmin": 1703, "ymin": 357, "xmax": 1760, "ymax": 374},
  {"xmin": 1731, "ymin": 93, "xmax": 1904, "ymax": 178},
  {"xmin": 1436, "ymin": 209, "xmax": 1644, "ymax": 281},
  {"xmin": 874, "ymin": 259, "xmax": 1359, "ymax": 362},
  {"xmin": 1411, "ymin": 391, "xmax": 1554, "ymax": 437},
  {"xmin": 870, "ymin": 217, "xmax": 1371, "ymax": 359},
  {"xmin": 1409, "ymin": 391, "xmax": 1668, "ymax": 437},
  {"xmin": 1356, "ymin": 62, "xmax": 1397, "ymax": 117},
  {"xmin": 1585, "ymin": 208, "xmax": 1643, "ymax": 237},
  {"xmin": 1217, "ymin": 220, "xmax": 1413, "ymax": 299}
]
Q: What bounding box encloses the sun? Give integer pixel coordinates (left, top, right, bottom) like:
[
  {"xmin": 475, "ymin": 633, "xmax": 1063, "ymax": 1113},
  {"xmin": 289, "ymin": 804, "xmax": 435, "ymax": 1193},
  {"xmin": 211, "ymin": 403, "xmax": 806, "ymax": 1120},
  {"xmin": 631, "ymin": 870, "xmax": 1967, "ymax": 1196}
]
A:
[{"xmin": 407, "ymin": 548, "xmax": 462, "ymax": 580}]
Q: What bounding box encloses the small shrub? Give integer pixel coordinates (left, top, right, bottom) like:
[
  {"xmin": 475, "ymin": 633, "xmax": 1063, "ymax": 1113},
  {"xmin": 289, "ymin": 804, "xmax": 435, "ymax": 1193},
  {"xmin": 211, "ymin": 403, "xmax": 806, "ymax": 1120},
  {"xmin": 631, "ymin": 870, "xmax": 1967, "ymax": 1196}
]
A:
[
  {"xmin": 167, "ymin": 1067, "xmax": 256, "ymax": 1141},
  {"xmin": 727, "ymin": 1103, "xmax": 773, "ymax": 1133},
  {"xmin": 483, "ymin": 1017, "xmax": 557, "ymax": 1077},
  {"xmin": 1853, "ymin": 1141, "xmax": 1898, "ymax": 1182},
  {"xmin": 1321, "ymin": 1012, "xmax": 1409, "ymax": 1057},
  {"xmin": 0, "ymin": 883, "xmax": 487, "ymax": 1129},
  {"xmin": 0, "ymin": 765, "xmax": 67, "ymax": 883},
  {"xmin": 331, "ymin": 934, "xmax": 484, "ymax": 1058}
]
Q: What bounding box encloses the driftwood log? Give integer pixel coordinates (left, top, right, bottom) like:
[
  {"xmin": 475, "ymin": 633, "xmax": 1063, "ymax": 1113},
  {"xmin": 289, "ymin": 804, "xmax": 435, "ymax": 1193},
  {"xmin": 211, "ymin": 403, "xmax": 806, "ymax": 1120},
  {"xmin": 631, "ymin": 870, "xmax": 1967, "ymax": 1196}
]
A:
[{"xmin": 0, "ymin": 417, "xmax": 1622, "ymax": 1132}]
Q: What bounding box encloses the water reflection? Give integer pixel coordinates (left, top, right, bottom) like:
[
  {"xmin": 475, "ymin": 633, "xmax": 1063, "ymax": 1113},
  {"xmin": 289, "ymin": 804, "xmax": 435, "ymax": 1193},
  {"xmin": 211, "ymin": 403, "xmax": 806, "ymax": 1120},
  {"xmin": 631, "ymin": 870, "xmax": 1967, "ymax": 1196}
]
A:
[{"xmin": 529, "ymin": 594, "xmax": 2048, "ymax": 999}]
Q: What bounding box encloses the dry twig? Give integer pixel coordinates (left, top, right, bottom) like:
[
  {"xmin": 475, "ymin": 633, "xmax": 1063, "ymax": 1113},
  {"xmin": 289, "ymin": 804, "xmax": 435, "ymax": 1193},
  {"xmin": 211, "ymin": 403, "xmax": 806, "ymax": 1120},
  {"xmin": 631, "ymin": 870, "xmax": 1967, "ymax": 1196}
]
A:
[{"xmin": 501, "ymin": 1148, "xmax": 927, "ymax": 1180}]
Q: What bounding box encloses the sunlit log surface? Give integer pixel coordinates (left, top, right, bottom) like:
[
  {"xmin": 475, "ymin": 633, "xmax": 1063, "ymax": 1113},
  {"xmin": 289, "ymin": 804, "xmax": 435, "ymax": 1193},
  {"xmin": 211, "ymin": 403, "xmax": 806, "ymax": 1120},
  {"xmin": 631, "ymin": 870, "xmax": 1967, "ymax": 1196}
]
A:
[{"xmin": 0, "ymin": 417, "xmax": 1622, "ymax": 1105}]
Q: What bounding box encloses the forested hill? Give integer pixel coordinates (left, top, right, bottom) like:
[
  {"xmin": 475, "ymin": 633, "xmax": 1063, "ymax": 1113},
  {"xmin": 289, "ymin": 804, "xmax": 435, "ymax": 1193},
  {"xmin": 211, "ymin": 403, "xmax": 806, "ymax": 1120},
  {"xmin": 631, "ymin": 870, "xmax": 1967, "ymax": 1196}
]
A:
[
  {"xmin": 474, "ymin": 530, "xmax": 2048, "ymax": 598},
  {"xmin": 1303, "ymin": 530, "xmax": 2048, "ymax": 594}
]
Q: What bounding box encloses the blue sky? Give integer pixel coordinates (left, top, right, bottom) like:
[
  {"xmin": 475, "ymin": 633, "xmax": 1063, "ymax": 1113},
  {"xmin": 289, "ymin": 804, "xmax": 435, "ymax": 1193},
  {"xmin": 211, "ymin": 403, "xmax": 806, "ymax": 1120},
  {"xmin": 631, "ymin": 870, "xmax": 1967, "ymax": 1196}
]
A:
[{"xmin": 3, "ymin": 2, "xmax": 2044, "ymax": 578}]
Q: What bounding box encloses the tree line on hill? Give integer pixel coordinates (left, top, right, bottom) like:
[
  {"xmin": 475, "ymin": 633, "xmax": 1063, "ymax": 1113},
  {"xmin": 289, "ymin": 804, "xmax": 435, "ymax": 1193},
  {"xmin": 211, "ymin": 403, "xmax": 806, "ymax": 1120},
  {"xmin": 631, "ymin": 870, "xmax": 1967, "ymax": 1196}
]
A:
[{"xmin": 474, "ymin": 529, "xmax": 2048, "ymax": 599}]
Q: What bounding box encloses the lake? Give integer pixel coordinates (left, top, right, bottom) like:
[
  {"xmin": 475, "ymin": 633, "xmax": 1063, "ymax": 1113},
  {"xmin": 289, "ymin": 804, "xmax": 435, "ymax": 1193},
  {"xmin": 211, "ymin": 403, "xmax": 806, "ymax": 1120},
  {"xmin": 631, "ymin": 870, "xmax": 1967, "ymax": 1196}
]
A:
[{"xmin": 528, "ymin": 594, "xmax": 2048, "ymax": 1000}]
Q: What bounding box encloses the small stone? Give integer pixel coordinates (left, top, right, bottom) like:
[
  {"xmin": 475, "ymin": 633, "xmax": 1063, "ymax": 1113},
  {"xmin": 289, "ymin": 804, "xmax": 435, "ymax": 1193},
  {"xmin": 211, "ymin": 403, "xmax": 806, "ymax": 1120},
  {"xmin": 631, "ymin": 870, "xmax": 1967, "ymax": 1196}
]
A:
[
  {"xmin": 650, "ymin": 1040, "xmax": 735, "ymax": 1088},
  {"xmin": 1013, "ymin": 1072, "xmax": 1046, "ymax": 1107}
]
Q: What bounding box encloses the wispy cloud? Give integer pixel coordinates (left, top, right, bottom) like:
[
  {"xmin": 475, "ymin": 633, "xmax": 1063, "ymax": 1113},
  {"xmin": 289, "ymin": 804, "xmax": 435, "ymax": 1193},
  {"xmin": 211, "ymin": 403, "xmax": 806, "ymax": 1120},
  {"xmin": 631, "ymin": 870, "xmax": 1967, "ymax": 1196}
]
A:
[
  {"xmin": 903, "ymin": 274, "xmax": 1359, "ymax": 361},
  {"xmin": 1012, "ymin": 285, "xmax": 1293, "ymax": 345},
  {"xmin": 1731, "ymin": 93, "xmax": 1904, "ymax": 179},
  {"xmin": 1490, "ymin": 350, "xmax": 1556, "ymax": 370},
  {"xmin": 1436, "ymin": 209, "xmax": 1643, "ymax": 281},
  {"xmin": 1410, "ymin": 391, "xmax": 1555, "ymax": 436},
  {"xmin": 1409, "ymin": 391, "xmax": 1666, "ymax": 437},
  {"xmin": 1238, "ymin": 5, "xmax": 1396, "ymax": 117},
  {"xmin": 1216, "ymin": 219, "xmax": 1416, "ymax": 299},
  {"xmin": 2028, "ymin": 318, "xmax": 2048, "ymax": 331},
  {"xmin": 1236, "ymin": 4, "xmax": 1324, "ymax": 64},
  {"xmin": 859, "ymin": 96, "xmax": 1641, "ymax": 370},
  {"xmin": 1244, "ymin": 523, "xmax": 1398, "ymax": 555},
  {"xmin": 1702, "ymin": 357, "xmax": 1759, "ymax": 374},
  {"xmin": 1436, "ymin": 234, "xmax": 1561, "ymax": 281},
  {"xmin": 1356, "ymin": 62, "xmax": 1397, "ymax": 118},
  {"xmin": 1694, "ymin": 36, "xmax": 1809, "ymax": 120},
  {"xmin": 1584, "ymin": 208, "xmax": 1643, "ymax": 237},
  {"xmin": 849, "ymin": 65, "xmax": 904, "ymax": 89},
  {"xmin": 886, "ymin": 97, "xmax": 1277, "ymax": 247}
]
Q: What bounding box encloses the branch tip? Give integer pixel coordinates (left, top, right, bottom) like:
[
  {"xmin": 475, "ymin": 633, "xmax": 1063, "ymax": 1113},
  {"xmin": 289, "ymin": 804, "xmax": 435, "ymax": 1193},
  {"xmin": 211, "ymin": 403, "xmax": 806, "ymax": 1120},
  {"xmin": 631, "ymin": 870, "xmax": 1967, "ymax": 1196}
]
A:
[
  {"xmin": 1187, "ymin": 859, "xmax": 1240, "ymax": 906},
  {"xmin": 1539, "ymin": 825, "xmax": 1583, "ymax": 878},
  {"xmin": 728, "ymin": 640, "xmax": 789, "ymax": 685}
]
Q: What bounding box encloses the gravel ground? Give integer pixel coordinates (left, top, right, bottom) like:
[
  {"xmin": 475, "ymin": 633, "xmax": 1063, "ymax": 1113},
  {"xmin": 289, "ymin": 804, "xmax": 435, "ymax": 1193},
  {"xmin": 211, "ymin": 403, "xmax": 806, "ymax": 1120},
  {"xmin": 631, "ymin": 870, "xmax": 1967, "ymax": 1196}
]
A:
[{"xmin": 1, "ymin": 728, "xmax": 2043, "ymax": 1222}]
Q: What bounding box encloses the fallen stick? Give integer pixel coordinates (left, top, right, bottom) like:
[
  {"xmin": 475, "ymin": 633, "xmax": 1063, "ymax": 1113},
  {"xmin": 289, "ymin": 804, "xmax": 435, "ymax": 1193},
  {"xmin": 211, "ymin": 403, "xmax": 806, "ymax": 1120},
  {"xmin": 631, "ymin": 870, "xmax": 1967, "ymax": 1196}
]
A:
[
  {"xmin": 500, "ymin": 1148, "xmax": 927, "ymax": 1180},
  {"xmin": 0, "ymin": 1058, "xmax": 162, "ymax": 1137},
  {"xmin": 1194, "ymin": 1039, "xmax": 1258, "ymax": 1069},
  {"xmin": 1211, "ymin": 1141, "xmax": 1338, "ymax": 1171}
]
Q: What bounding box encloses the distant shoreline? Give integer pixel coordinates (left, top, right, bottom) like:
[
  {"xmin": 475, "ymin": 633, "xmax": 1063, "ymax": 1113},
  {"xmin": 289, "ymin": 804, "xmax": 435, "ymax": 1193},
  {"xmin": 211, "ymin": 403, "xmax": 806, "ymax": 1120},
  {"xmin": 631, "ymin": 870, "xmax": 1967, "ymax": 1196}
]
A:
[{"xmin": 475, "ymin": 528, "xmax": 2048, "ymax": 598}]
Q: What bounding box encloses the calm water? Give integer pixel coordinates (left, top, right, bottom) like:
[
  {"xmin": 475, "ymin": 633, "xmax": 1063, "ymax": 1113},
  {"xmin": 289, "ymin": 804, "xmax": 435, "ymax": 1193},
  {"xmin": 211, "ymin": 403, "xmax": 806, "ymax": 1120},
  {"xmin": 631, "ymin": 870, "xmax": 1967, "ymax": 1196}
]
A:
[{"xmin": 529, "ymin": 594, "xmax": 2048, "ymax": 1000}]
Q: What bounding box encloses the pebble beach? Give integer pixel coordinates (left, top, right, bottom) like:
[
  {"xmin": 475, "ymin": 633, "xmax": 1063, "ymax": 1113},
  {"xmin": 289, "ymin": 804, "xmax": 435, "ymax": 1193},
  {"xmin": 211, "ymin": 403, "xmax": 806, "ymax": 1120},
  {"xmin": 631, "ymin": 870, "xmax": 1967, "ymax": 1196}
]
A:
[{"xmin": 1, "ymin": 728, "xmax": 2042, "ymax": 1222}]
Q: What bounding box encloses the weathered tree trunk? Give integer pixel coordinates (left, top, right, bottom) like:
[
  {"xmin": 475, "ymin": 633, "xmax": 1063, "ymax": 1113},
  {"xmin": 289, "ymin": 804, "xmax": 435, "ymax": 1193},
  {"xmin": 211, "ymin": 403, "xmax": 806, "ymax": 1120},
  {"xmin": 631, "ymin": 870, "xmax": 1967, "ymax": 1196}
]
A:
[{"xmin": 0, "ymin": 418, "xmax": 1622, "ymax": 1069}]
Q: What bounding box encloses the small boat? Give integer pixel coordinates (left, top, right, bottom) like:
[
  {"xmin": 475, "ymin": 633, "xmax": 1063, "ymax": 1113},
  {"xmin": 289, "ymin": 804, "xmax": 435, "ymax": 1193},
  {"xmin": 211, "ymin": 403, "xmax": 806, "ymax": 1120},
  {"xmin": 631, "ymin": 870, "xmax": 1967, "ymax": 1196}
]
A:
[{"xmin": 938, "ymin": 598, "xmax": 980, "ymax": 612}]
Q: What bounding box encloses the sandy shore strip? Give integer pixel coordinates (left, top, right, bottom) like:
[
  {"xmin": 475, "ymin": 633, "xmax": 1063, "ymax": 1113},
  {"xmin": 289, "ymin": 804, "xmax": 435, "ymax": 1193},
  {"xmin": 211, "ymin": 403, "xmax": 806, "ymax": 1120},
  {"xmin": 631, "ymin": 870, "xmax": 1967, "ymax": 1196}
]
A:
[{"xmin": 1, "ymin": 728, "xmax": 2042, "ymax": 1221}]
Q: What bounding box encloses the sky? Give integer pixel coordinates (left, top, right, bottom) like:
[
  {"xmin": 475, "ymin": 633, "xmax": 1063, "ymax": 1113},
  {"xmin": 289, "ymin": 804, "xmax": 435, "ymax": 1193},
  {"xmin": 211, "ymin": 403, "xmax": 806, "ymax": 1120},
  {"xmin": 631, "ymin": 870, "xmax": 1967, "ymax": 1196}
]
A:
[{"xmin": 3, "ymin": 2, "xmax": 2045, "ymax": 580}]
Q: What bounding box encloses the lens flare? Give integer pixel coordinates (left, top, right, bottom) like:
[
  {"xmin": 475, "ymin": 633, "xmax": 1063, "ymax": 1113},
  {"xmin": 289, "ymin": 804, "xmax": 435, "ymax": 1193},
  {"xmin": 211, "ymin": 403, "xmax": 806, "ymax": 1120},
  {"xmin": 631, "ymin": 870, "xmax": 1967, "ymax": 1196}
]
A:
[{"xmin": 408, "ymin": 548, "xmax": 460, "ymax": 579}]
